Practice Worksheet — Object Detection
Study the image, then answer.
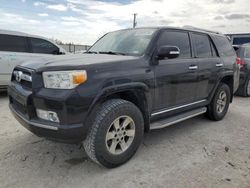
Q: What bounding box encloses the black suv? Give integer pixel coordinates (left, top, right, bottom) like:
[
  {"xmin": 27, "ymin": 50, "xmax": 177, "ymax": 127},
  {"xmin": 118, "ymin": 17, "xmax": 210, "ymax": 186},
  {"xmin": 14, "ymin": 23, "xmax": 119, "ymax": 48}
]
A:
[
  {"xmin": 8, "ymin": 27, "xmax": 239, "ymax": 168},
  {"xmin": 234, "ymin": 43, "xmax": 250, "ymax": 96}
]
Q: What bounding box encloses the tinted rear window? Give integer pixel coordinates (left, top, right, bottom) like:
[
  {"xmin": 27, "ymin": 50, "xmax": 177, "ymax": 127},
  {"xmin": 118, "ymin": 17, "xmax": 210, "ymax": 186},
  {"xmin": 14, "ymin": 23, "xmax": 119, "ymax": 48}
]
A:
[
  {"xmin": 244, "ymin": 47, "xmax": 250, "ymax": 58},
  {"xmin": 30, "ymin": 38, "xmax": 59, "ymax": 54},
  {"xmin": 214, "ymin": 36, "xmax": 235, "ymax": 56},
  {"xmin": 0, "ymin": 34, "xmax": 29, "ymax": 52},
  {"xmin": 233, "ymin": 37, "xmax": 250, "ymax": 45},
  {"xmin": 192, "ymin": 33, "xmax": 212, "ymax": 58}
]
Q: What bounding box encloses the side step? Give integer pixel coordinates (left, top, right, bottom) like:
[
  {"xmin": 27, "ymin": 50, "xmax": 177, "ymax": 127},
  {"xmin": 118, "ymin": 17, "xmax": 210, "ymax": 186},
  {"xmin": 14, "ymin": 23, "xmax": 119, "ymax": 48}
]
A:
[{"xmin": 150, "ymin": 107, "xmax": 207, "ymax": 130}]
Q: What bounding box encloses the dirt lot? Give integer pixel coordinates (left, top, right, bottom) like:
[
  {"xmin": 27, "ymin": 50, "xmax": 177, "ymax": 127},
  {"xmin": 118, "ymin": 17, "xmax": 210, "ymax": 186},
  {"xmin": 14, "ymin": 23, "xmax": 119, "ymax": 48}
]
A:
[{"xmin": 0, "ymin": 91, "xmax": 249, "ymax": 188}]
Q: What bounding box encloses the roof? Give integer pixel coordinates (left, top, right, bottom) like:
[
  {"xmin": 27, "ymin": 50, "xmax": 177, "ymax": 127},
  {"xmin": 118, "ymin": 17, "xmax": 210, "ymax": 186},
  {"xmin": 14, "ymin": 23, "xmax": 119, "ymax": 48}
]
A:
[
  {"xmin": 114, "ymin": 26, "xmax": 223, "ymax": 36},
  {"xmin": 0, "ymin": 29, "xmax": 49, "ymax": 39}
]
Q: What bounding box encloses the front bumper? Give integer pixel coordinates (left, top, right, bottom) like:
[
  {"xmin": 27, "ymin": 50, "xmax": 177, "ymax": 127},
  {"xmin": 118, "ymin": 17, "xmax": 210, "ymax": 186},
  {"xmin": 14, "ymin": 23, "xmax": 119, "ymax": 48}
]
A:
[
  {"xmin": 8, "ymin": 73, "xmax": 91, "ymax": 143},
  {"xmin": 10, "ymin": 104, "xmax": 84, "ymax": 143}
]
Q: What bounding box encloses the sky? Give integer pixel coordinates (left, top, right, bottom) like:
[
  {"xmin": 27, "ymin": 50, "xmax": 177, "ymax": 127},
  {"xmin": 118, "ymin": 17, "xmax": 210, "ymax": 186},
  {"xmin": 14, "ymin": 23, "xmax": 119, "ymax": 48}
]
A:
[{"xmin": 0, "ymin": 0, "xmax": 250, "ymax": 45}]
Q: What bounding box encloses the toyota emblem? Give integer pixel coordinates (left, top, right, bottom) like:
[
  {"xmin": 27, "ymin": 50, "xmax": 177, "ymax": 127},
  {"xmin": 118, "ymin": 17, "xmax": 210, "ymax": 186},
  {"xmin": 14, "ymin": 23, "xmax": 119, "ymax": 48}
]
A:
[{"xmin": 16, "ymin": 71, "xmax": 23, "ymax": 82}]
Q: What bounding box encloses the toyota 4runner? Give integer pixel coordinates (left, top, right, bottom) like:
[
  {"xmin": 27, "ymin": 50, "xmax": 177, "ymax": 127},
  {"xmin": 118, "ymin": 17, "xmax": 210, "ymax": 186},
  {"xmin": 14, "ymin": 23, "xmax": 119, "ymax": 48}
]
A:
[{"xmin": 8, "ymin": 27, "xmax": 239, "ymax": 168}]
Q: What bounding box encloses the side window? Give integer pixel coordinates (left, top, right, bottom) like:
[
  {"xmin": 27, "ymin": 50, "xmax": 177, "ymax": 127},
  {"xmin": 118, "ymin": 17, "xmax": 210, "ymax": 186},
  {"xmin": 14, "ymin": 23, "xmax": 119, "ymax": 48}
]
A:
[
  {"xmin": 157, "ymin": 30, "xmax": 191, "ymax": 58},
  {"xmin": 30, "ymin": 38, "xmax": 59, "ymax": 54},
  {"xmin": 214, "ymin": 36, "xmax": 235, "ymax": 57},
  {"xmin": 192, "ymin": 33, "xmax": 212, "ymax": 58},
  {"xmin": 0, "ymin": 34, "xmax": 29, "ymax": 52},
  {"xmin": 210, "ymin": 42, "xmax": 218, "ymax": 57}
]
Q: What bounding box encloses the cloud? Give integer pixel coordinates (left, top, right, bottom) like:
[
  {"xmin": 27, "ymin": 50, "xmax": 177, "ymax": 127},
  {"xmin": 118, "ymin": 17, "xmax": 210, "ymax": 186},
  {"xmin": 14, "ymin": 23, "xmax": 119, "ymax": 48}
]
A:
[
  {"xmin": 38, "ymin": 13, "xmax": 49, "ymax": 17},
  {"xmin": 34, "ymin": 2, "xmax": 68, "ymax": 11},
  {"xmin": 47, "ymin": 4, "xmax": 68, "ymax": 11},
  {"xmin": 225, "ymin": 13, "xmax": 250, "ymax": 19},
  {"xmin": 1, "ymin": 0, "xmax": 250, "ymax": 44},
  {"xmin": 213, "ymin": 24, "xmax": 226, "ymax": 28},
  {"xmin": 214, "ymin": 15, "xmax": 224, "ymax": 20},
  {"xmin": 61, "ymin": 16, "xmax": 79, "ymax": 21},
  {"xmin": 33, "ymin": 1, "xmax": 46, "ymax": 6},
  {"xmin": 213, "ymin": 0, "xmax": 235, "ymax": 3},
  {"xmin": 0, "ymin": 12, "xmax": 40, "ymax": 25},
  {"xmin": 61, "ymin": 21, "xmax": 81, "ymax": 26}
]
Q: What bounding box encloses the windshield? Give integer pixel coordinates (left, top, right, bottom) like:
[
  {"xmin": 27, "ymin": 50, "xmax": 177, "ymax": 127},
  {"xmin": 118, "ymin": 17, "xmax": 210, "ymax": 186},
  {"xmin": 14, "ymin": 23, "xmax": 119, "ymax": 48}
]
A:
[{"xmin": 88, "ymin": 29, "xmax": 157, "ymax": 56}]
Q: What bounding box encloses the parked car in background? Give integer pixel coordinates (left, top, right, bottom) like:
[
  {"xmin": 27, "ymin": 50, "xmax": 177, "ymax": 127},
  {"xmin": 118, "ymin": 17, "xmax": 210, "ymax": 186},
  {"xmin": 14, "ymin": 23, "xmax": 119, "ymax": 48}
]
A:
[
  {"xmin": 226, "ymin": 33, "xmax": 250, "ymax": 46},
  {"xmin": 8, "ymin": 27, "xmax": 239, "ymax": 168},
  {"xmin": 234, "ymin": 44, "xmax": 250, "ymax": 97},
  {"xmin": 0, "ymin": 30, "xmax": 67, "ymax": 91}
]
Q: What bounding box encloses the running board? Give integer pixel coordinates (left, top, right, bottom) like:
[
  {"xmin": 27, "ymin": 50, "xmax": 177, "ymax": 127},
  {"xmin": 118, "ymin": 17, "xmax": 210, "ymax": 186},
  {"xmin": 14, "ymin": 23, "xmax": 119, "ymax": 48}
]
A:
[{"xmin": 150, "ymin": 107, "xmax": 207, "ymax": 130}]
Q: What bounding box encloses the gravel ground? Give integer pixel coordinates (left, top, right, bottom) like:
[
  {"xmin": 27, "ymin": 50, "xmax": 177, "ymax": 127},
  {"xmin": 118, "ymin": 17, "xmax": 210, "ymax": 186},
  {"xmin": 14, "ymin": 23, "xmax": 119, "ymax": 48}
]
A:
[{"xmin": 0, "ymin": 91, "xmax": 249, "ymax": 188}]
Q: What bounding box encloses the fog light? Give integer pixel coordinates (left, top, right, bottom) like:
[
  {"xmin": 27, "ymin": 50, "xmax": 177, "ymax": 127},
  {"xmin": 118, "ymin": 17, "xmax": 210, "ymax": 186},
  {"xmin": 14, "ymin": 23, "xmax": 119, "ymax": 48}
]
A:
[{"xmin": 36, "ymin": 109, "xmax": 60, "ymax": 123}]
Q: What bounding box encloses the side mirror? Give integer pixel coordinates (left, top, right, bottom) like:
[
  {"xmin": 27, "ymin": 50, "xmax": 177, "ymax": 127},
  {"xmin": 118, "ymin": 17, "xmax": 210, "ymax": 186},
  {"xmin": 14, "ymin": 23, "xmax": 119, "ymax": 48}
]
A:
[
  {"xmin": 52, "ymin": 50, "xmax": 65, "ymax": 55},
  {"xmin": 58, "ymin": 51, "xmax": 66, "ymax": 55},
  {"xmin": 157, "ymin": 46, "xmax": 180, "ymax": 60}
]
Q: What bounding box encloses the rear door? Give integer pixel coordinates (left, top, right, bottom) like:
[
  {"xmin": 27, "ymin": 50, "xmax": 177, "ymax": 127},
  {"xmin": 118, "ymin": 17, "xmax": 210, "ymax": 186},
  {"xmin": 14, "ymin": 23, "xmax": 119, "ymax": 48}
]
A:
[
  {"xmin": 153, "ymin": 30, "xmax": 198, "ymax": 111},
  {"xmin": 213, "ymin": 35, "xmax": 239, "ymax": 93},
  {"xmin": 191, "ymin": 33, "xmax": 221, "ymax": 100}
]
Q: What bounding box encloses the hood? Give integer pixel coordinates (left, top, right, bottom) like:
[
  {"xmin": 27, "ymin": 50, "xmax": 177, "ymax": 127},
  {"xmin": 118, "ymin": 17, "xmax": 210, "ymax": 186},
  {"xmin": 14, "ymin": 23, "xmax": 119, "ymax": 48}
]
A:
[{"xmin": 20, "ymin": 54, "xmax": 139, "ymax": 71}]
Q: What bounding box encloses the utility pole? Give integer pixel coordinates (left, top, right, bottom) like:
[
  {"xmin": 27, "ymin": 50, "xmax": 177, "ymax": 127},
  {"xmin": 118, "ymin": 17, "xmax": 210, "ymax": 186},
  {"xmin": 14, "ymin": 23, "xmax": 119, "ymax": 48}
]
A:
[{"xmin": 133, "ymin": 13, "xmax": 137, "ymax": 28}]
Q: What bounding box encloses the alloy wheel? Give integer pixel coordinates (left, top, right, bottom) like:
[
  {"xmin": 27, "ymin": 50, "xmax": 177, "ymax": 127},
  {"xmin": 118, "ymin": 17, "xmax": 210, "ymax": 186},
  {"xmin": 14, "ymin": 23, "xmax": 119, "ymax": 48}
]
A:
[
  {"xmin": 105, "ymin": 116, "xmax": 135, "ymax": 155},
  {"xmin": 216, "ymin": 90, "xmax": 227, "ymax": 113}
]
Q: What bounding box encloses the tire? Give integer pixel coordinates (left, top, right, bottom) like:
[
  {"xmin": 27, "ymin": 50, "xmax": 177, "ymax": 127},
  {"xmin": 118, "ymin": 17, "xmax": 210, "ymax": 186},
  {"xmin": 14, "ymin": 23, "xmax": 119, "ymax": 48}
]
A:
[
  {"xmin": 83, "ymin": 99, "xmax": 144, "ymax": 168},
  {"xmin": 206, "ymin": 83, "xmax": 231, "ymax": 121},
  {"xmin": 238, "ymin": 76, "xmax": 250, "ymax": 97}
]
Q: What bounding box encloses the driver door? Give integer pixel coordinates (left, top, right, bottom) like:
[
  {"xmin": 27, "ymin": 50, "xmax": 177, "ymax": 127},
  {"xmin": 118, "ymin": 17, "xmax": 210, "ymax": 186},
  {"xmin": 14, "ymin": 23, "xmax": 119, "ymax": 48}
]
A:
[{"xmin": 153, "ymin": 30, "xmax": 199, "ymax": 112}]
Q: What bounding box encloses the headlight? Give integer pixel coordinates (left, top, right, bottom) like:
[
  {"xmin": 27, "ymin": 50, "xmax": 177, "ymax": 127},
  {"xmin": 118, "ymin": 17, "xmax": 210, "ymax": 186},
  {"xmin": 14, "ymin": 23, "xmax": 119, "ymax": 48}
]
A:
[{"xmin": 43, "ymin": 70, "xmax": 87, "ymax": 89}]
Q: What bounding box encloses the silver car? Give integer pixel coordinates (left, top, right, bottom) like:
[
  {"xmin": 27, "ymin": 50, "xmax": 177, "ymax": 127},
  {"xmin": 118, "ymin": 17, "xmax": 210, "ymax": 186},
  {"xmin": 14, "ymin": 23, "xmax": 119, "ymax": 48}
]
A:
[{"xmin": 0, "ymin": 30, "xmax": 67, "ymax": 90}]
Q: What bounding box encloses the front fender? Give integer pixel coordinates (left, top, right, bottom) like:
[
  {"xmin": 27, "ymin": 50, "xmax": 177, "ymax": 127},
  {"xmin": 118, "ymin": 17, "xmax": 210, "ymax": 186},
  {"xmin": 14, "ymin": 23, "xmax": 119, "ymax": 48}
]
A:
[{"xmin": 87, "ymin": 82, "xmax": 152, "ymax": 115}]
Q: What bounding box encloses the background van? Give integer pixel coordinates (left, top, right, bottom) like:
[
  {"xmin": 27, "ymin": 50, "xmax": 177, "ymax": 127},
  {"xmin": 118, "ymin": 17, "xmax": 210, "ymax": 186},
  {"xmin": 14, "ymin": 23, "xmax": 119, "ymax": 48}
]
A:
[{"xmin": 0, "ymin": 30, "xmax": 67, "ymax": 90}]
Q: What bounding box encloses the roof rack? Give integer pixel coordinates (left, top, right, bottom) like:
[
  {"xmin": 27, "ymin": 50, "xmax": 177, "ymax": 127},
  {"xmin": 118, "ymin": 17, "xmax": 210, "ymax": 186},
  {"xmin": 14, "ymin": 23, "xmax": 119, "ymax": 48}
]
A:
[{"xmin": 182, "ymin": 26, "xmax": 221, "ymax": 34}]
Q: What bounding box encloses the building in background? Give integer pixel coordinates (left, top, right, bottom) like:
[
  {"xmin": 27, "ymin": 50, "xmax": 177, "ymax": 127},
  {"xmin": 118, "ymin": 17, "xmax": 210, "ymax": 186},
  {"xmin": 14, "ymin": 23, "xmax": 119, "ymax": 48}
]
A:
[{"xmin": 226, "ymin": 33, "xmax": 250, "ymax": 46}]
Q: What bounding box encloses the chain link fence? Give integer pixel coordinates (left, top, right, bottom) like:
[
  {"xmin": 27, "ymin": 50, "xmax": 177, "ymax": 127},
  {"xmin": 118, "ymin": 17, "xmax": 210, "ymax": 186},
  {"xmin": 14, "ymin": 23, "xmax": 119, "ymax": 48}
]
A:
[{"xmin": 60, "ymin": 44, "xmax": 91, "ymax": 53}]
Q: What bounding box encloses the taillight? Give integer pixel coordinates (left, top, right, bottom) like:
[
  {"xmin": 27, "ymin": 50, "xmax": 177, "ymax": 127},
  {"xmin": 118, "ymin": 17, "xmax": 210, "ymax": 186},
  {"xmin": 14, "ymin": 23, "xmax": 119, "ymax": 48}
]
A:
[{"xmin": 236, "ymin": 57, "xmax": 245, "ymax": 68}]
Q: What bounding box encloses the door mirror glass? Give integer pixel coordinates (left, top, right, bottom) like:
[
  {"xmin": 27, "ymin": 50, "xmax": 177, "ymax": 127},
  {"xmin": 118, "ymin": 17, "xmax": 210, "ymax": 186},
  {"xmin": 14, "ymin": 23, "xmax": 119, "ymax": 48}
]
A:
[{"xmin": 157, "ymin": 45, "xmax": 180, "ymax": 59}]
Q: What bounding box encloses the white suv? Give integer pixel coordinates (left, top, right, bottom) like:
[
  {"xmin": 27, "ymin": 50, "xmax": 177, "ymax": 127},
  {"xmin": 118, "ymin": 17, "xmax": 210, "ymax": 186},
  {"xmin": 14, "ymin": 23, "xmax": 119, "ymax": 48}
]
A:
[{"xmin": 0, "ymin": 30, "xmax": 67, "ymax": 90}]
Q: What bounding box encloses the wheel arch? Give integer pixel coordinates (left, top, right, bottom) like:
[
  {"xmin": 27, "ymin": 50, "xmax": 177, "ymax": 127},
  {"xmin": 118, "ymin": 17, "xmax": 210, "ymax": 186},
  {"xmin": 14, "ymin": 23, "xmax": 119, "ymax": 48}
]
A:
[
  {"xmin": 210, "ymin": 74, "xmax": 234, "ymax": 103},
  {"xmin": 87, "ymin": 82, "xmax": 152, "ymax": 132}
]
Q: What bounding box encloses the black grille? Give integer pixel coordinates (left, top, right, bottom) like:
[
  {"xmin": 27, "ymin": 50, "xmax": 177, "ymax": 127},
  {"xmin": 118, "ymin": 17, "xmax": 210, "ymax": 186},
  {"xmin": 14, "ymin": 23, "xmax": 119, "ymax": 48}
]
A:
[
  {"xmin": 12, "ymin": 67, "xmax": 33, "ymax": 90},
  {"xmin": 20, "ymin": 80, "xmax": 32, "ymax": 89}
]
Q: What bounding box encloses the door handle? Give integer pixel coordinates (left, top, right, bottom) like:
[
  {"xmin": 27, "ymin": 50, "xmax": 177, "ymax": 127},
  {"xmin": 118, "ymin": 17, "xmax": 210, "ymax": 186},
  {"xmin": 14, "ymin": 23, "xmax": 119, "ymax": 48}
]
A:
[
  {"xmin": 189, "ymin": 65, "xmax": 198, "ymax": 70},
  {"xmin": 216, "ymin": 63, "xmax": 224, "ymax": 67}
]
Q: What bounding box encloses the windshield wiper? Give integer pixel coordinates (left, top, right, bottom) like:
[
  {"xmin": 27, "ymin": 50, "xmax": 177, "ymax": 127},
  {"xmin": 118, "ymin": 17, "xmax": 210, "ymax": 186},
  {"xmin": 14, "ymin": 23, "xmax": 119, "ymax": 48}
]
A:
[{"xmin": 98, "ymin": 51, "xmax": 126, "ymax": 56}]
